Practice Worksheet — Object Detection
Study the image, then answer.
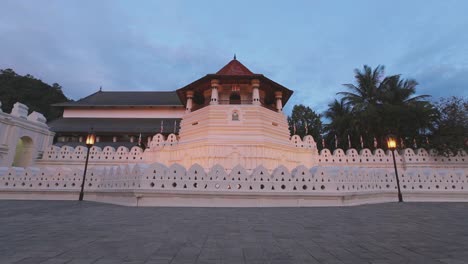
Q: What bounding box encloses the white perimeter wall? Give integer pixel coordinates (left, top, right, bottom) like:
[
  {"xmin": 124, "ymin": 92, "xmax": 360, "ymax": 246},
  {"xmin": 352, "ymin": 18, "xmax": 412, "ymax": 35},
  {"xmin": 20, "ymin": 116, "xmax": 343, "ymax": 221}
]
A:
[
  {"xmin": 1, "ymin": 161, "xmax": 466, "ymax": 207},
  {"xmin": 0, "ymin": 102, "xmax": 54, "ymax": 167}
]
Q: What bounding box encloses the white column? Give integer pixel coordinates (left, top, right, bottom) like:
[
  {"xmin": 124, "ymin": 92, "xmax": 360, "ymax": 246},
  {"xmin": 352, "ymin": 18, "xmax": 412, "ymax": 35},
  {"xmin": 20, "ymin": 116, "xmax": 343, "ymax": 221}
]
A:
[
  {"xmin": 112, "ymin": 136, "xmax": 117, "ymax": 143},
  {"xmin": 210, "ymin": 79, "xmax": 219, "ymax": 105},
  {"xmin": 275, "ymin": 91, "xmax": 283, "ymax": 112},
  {"xmin": 251, "ymin": 79, "xmax": 260, "ymax": 105},
  {"xmin": 186, "ymin": 91, "xmax": 194, "ymax": 113}
]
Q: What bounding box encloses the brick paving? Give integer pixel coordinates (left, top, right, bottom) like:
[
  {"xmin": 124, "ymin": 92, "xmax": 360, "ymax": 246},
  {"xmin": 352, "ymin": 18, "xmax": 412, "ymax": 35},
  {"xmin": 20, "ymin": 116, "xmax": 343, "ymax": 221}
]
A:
[{"xmin": 0, "ymin": 200, "xmax": 467, "ymax": 264}]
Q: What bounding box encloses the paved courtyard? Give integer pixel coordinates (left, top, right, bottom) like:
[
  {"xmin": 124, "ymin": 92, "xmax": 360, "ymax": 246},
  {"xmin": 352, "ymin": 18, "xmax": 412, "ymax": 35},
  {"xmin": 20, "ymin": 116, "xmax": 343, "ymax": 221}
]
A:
[{"xmin": 0, "ymin": 201, "xmax": 467, "ymax": 264}]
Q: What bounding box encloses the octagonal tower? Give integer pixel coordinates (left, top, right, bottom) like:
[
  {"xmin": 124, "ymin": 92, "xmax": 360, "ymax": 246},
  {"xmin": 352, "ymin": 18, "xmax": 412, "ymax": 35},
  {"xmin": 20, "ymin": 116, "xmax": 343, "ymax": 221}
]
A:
[{"xmin": 156, "ymin": 58, "xmax": 313, "ymax": 170}]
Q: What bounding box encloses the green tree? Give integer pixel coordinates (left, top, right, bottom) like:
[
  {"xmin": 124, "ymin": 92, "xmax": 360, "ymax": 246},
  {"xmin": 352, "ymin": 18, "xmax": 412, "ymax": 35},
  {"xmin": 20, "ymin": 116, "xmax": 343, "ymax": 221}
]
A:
[
  {"xmin": 323, "ymin": 99, "xmax": 358, "ymax": 150},
  {"xmin": 337, "ymin": 65, "xmax": 387, "ymax": 146},
  {"xmin": 288, "ymin": 104, "xmax": 323, "ymax": 147},
  {"xmin": 430, "ymin": 96, "xmax": 467, "ymax": 155},
  {"xmin": 0, "ymin": 68, "xmax": 69, "ymax": 121},
  {"xmin": 334, "ymin": 65, "xmax": 436, "ymax": 150},
  {"xmin": 338, "ymin": 65, "xmax": 385, "ymax": 110},
  {"xmin": 379, "ymin": 74, "xmax": 436, "ymax": 147}
]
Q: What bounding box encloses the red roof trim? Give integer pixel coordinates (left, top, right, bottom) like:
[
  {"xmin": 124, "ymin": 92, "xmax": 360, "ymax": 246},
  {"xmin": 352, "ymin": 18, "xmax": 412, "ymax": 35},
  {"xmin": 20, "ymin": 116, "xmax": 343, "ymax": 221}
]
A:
[{"xmin": 216, "ymin": 59, "xmax": 254, "ymax": 75}]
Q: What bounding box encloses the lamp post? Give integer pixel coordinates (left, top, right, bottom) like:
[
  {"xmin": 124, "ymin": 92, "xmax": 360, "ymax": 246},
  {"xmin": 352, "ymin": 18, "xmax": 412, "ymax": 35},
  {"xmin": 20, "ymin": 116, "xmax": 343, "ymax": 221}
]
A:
[
  {"xmin": 387, "ymin": 136, "xmax": 403, "ymax": 202},
  {"xmin": 79, "ymin": 132, "xmax": 95, "ymax": 201}
]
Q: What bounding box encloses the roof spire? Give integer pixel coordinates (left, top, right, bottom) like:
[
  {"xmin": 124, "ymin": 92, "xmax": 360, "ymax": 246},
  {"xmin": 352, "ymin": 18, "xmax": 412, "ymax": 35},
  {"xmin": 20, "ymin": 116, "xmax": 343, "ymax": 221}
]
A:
[
  {"xmin": 99, "ymin": 86, "xmax": 102, "ymax": 92},
  {"xmin": 234, "ymin": 54, "xmax": 237, "ymax": 60}
]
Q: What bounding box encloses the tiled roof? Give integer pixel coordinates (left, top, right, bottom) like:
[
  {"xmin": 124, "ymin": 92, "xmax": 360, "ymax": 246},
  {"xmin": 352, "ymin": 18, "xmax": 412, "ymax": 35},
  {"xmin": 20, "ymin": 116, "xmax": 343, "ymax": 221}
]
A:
[
  {"xmin": 54, "ymin": 91, "xmax": 182, "ymax": 107},
  {"xmin": 216, "ymin": 59, "xmax": 254, "ymax": 75}
]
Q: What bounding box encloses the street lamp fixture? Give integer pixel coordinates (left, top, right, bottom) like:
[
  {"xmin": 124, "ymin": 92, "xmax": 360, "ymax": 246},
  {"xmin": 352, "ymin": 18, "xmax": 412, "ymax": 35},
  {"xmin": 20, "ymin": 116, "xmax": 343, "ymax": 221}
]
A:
[
  {"xmin": 387, "ymin": 136, "xmax": 403, "ymax": 202},
  {"xmin": 79, "ymin": 132, "xmax": 95, "ymax": 201}
]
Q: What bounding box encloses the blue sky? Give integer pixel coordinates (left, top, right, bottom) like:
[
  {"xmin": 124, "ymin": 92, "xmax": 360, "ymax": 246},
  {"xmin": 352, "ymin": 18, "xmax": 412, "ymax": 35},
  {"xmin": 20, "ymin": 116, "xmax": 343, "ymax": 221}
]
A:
[{"xmin": 1, "ymin": 0, "xmax": 467, "ymax": 114}]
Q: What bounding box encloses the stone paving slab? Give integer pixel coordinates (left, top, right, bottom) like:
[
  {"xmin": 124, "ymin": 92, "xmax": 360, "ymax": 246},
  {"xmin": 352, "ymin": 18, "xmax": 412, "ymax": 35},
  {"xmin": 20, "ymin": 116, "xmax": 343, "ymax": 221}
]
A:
[{"xmin": 0, "ymin": 201, "xmax": 467, "ymax": 263}]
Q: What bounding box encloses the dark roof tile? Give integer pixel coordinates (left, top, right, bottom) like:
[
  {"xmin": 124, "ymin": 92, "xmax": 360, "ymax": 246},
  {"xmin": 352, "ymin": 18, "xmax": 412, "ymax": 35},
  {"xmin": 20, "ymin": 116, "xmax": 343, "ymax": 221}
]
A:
[{"xmin": 54, "ymin": 91, "xmax": 182, "ymax": 107}]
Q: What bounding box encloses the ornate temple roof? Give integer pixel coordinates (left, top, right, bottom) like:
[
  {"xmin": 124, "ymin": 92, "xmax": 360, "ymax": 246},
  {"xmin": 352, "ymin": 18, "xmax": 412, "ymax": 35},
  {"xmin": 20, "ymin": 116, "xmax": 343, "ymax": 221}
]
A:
[
  {"xmin": 215, "ymin": 58, "xmax": 254, "ymax": 75},
  {"xmin": 176, "ymin": 58, "xmax": 293, "ymax": 106},
  {"xmin": 53, "ymin": 58, "xmax": 293, "ymax": 109}
]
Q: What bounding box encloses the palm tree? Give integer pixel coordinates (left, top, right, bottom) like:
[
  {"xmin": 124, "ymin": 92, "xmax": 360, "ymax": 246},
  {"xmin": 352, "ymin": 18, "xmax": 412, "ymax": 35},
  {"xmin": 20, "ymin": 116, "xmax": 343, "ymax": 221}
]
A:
[
  {"xmin": 323, "ymin": 99, "xmax": 357, "ymax": 150},
  {"xmin": 380, "ymin": 75, "xmax": 430, "ymax": 105},
  {"xmin": 337, "ymin": 65, "xmax": 385, "ymax": 110},
  {"xmin": 379, "ymin": 75, "xmax": 436, "ymax": 144},
  {"xmin": 335, "ymin": 65, "xmax": 436, "ymax": 149},
  {"xmin": 337, "ymin": 65, "xmax": 388, "ymax": 146}
]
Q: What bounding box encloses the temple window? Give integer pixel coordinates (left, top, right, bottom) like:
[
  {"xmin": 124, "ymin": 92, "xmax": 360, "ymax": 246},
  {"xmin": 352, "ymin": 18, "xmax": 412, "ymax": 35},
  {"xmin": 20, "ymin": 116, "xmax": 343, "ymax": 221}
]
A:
[
  {"xmin": 232, "ymin": 111, "xmax": 239, "ymax": 121},
  {"xmin": 229, "ymin": 93, "xmax": 241, "ymax": 104}
]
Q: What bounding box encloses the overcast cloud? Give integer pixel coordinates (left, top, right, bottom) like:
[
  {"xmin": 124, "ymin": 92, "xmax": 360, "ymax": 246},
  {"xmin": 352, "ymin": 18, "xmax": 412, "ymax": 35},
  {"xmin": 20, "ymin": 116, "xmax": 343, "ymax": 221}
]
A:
[{"xmin": 1, "ymin": 0, "xmax": 467, "ymax": 115}]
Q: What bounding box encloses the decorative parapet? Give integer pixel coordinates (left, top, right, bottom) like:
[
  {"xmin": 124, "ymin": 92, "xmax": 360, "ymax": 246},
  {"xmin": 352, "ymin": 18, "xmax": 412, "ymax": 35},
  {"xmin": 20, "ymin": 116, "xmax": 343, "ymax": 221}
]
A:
[
  {"xmin": 27, "ymin": 111, "xmax": 47, "ymax": 124},
  {"xmin": 0, "ymin": 163, "xmax": 466, "ymax": 202},
  {"xmin": 290, "ymin": 135, "xmax": 317, "ymax": 150},
  {"xmin": 38, "ymin": 133, "xmax": 467, "ymax": 172},
  {"xmin": 317, "ymin": 147, "xmax": 467, "ymax": 168},
  {"xmin": 10, "ymin": 102, "xmax": 29, "ymax": 119},
  {"xmin": 0, "ymin": 101, "xmax": 54, "ymax": 167},
  {"xmin": 40, "ymin": 145, "xmax": 145, "ymax": 163}
]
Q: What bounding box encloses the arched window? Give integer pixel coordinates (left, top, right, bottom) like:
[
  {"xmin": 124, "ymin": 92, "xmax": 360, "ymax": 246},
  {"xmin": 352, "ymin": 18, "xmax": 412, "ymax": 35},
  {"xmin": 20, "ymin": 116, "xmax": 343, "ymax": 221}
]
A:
[
  {"xmin": 232, "ymin": 111, "xmax": 239, "ymax": 121},
  {"xmin": 229, "ymin": 93, "xmax": 241, "ymax": 104}
]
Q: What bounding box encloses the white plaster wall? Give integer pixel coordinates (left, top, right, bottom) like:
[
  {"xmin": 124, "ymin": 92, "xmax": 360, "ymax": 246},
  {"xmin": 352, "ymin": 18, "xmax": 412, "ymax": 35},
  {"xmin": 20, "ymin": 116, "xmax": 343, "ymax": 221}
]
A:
[
  {"xmin": 1, "ymin": 162, "xmax": 466, "ymax": 207},
  {"xmin": 63, "ymin": 107, "xmax": 185, "ymax": 118},
  {"xmin": 0, "ymin": 102, "xmax": 54, "ymax": 167}
]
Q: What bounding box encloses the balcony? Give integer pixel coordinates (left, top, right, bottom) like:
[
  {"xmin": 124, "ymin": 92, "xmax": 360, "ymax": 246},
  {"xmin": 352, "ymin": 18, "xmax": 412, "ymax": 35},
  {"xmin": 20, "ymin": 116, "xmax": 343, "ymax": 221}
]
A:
[{"xmin": 191, "ymin": 99, "xmax": 277, "ymax": 112}]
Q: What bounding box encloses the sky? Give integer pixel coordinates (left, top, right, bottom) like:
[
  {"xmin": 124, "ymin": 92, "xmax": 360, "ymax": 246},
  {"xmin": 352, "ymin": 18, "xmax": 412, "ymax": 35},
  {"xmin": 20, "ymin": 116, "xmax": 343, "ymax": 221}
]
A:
[{"xmin": 1, "ymin": 0, "xmax": 467, "ymax": 115}]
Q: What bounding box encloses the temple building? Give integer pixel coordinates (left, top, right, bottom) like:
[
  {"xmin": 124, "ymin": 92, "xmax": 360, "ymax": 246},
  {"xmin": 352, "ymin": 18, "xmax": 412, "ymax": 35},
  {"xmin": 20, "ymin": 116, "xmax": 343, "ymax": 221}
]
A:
[
  {"xmin": 2, "ymin": 58, "xmax": 466, "ymax": 208},
  {"xmin": 48, "ymin": 58, "xmax": 314, "ymax": 170},
  {"xmin": 50, "ymin": 57, "xmax": 292, "ymax": 146},
  {"xmin": 49, "ymin": 90, "xmax": 184, "ymax": 148}
]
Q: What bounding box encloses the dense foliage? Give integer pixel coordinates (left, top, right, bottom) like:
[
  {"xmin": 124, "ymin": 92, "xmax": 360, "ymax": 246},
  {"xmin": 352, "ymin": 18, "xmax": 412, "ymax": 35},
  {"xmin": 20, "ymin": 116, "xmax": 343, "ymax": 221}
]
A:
[
  {"xmin": 0, "ymin": 68, "xmax": 69, "ymax": 121},
  {"xmin": 430, "ymin": 96, "xmax": 468, "ymax": 155},
  {"xmin": 287, "ymin": 104, "xmax": 323, "ymax": 147},
  {"xmin": 289, "ymin": 65, "xmax": 467, "ymax": 154},
  {"xmin": 328, "ymin": 65, "xmax": 438, "ymax": 151}
]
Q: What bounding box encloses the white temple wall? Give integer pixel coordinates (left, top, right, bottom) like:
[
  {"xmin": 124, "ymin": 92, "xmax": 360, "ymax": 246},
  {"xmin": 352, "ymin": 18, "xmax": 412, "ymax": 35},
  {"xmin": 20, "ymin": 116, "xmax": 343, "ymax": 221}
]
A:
[
  {"xmin": 1, "ymin": 162, "xmax": 466, "ymax": 207},
  {"xmin": 144, "ymin": 142, "xmax": 314, "ymax": 171},
  {"xmin": 62, "ymin": 107, "xmax": 185, "ymax": 118},
  {"xmin": 35, "ymin": 132, "xmax": 467, "ymax": 171},
  {"xmin": 179, "ymin": 104, "xmax": 291, "ymax": 144},
  {"xmin": 0, "ymin": 102, "xmax": 54, "ymax": 167}
]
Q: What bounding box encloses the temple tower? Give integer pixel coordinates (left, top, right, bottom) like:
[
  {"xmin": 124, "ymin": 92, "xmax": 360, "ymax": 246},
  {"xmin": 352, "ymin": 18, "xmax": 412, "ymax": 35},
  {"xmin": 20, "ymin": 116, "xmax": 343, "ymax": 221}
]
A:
[{"xmin": 172, "ymin": 58, "xmax": 302, "ymax": 170}]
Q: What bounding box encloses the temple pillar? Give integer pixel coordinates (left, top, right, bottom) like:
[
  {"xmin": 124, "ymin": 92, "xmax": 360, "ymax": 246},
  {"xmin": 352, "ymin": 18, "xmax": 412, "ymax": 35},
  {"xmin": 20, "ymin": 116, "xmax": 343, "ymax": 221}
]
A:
[
  {"xmin": 251, "ymin": 79, "xmax": 260, "ymax": 105},
  {"xmin": 275, "ymin": 91, "xmax": 283, "ymax": 112},
  {"xmin": 186, "ymin": 91, "xmax": 194, "ymax": 113},
  {"xmin": 210, "ymin": 79, "xmax": 219, "ymax": 105}
]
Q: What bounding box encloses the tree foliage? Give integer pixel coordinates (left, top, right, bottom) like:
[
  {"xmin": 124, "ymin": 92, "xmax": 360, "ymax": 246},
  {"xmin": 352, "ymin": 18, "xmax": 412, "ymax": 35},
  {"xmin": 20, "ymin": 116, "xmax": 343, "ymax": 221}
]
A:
[
  {"xmin": 430, "ymin": 96, "xmax": 468, "ymax": 155},
  {"xmin": 287, "ymin": 104, "xmax": 323, "ymax": 148},
  {"xmin": 325, "ymin": 65, "xmax": 439, "ymax": 151},
  {"xmin": 0, "ymin": 68, "xmax": 69, "ymax": 121}
]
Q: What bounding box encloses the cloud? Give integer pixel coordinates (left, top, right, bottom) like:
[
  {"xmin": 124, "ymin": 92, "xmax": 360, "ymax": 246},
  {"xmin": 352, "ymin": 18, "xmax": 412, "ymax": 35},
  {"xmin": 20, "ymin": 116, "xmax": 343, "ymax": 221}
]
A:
[{"xmin": 0, "ymin": 0, "xmax": 467, "ymax": 116}]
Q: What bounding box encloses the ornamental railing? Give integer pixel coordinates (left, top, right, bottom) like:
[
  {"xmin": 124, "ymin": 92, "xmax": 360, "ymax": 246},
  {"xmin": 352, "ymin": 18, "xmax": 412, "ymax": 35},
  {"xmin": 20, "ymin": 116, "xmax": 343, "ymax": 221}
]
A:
[{"xmin": 191, "ymin": 99, "xmax": 277, "ymax": 111}]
